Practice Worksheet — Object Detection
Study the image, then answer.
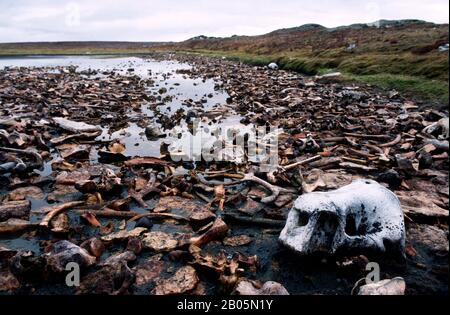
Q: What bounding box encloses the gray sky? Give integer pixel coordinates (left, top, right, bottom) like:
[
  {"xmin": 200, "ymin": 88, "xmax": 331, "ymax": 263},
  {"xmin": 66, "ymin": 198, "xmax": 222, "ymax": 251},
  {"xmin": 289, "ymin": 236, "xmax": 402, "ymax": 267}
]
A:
[{"xmin": 0, "ymin": 0, "xmax": 448, "ymax": 43}]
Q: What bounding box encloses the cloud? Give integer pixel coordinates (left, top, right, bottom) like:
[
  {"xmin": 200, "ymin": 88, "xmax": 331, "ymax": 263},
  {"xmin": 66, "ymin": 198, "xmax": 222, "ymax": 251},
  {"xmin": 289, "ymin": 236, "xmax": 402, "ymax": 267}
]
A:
[{"xmin": 0, "ymin": 0, "xmax": 448, "ymax": 42}]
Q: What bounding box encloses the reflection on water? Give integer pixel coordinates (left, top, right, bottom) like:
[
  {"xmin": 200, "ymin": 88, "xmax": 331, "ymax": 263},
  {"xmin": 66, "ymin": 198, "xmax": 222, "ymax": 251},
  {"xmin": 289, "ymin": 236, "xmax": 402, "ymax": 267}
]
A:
[{"xmin": 0, "ymin": 55, "xmax": 237, "ymax": 160}]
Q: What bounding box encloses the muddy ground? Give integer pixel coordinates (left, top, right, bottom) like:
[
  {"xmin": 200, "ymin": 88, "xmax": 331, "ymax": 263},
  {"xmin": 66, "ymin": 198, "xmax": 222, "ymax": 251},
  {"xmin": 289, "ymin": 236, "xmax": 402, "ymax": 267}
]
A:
[{"xmin": 0, "ymin": 54, "xmax": 448, "ymax": 295}]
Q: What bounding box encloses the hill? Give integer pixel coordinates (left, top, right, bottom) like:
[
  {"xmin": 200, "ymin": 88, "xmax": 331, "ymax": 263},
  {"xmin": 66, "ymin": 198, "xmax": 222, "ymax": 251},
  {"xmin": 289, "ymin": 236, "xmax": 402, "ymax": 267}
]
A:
[{"xmin": 0, "ymin": 20, "xmax": 448, "ymax": 104}]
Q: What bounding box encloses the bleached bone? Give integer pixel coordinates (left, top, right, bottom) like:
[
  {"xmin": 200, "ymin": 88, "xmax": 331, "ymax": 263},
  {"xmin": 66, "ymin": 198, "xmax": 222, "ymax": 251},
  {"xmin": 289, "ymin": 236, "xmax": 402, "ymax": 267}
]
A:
[{"xmin": 279, "ymin": 179, "xmax": 405, "ymax": 256}]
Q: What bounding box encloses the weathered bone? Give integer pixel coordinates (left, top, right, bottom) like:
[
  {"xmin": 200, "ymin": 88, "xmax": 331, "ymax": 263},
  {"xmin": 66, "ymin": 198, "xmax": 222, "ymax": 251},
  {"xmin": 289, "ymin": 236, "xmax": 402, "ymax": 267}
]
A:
[
  {"xmin": 279, "ymin": 179, "xmax": 405, "ymax": 256},
  {"xmin": 195, "ymin": 172, "xmax": 296, "ymax": 204}
]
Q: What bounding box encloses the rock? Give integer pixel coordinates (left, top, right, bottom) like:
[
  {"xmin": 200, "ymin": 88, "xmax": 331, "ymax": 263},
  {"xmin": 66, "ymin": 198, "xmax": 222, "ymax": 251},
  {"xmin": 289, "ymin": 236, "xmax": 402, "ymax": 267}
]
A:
[
  {"xmin": 151, "ymin": 266, "xmax": 199, "ymax": 295},
  {"xmin": 233, "ymin": 280, "xmax": 289, "ymax": 295},
  {"xmin": 0, "ymin": 200, "xmax": 31, "ymax": 222},
  {"xmin": 268, "ymin": 63, "xmax": 278, "ymax": 70},
  {"xmin": 126, "ymin": 237, "xmax": 143, "ymax": 254},
  {"xmin": 101, "ymin": 227, "xmax": 147, "ymax": 242},
  {"xmin": 76, "ymin": 262, "xmax": 134, "ymax": 295},
  {"xmin": 358, "ymin": 277, "xmax": 406, "ymax": 295},
  {"xmin": 407, "ymin": 224, "xmax": 449, "ymax": 254},
  {"xmin": 133, "ymin": 255, "xmax": 165, "ymax": 287},
  {"xmin": 377, "ymin": 169, "xmax": 402, "ymax": 190},
  {"xmin": 142, "ymin": 231, "xmax": 179, "ymax": 252},
  {"xmin": 135, "ymin": 217, "xmax": 153, "ymax": 229},
  {"xmin": 223, "ymin": 235, "xmax": 253, "ymax": 247},
  {"xmin": 80, "ymin": 238, "xmax": 105, "ymax": 258},
  {"xmin": 145, "ymin": 125, "xmax": 165, "ymax": 140},
  {"xmin": 418, "ymin": 151, "xmax": 433, "ymax": 169},
  {"xmin": 396, "ymin": 191, "xmax": 448, "ymax": 221},
  {"xmin": 0, "ymin": 269, "xmax": 21, "ymax": 292},
  {"xmin": 279, "ymin": 179, "xmax": 405, "ymax": 256},
  {"xmin": 100, "ymin": 251, "xmax": 136, "ymax": 267},
  {"xmin": 57, "ymin": 144, "xmax": 91, "ymax": 161},
  {"xmin": 6, "ymin": 186, "xmax": 44, "ymax": 201},
  {"xmin": 45, "ymin": 240, "xmax": 96, "ymax": 273}
]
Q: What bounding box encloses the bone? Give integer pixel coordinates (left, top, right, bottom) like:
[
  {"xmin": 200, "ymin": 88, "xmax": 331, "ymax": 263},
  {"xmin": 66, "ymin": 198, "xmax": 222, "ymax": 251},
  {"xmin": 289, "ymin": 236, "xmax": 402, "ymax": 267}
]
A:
[
  {"xmin": 422, "ymin": 117, "xmax": 449, "ymax": 140},
  {"xmin": 279, "ymin": 179, "xmax": 405, "ymax": 256},
  {"xmin": 50, "ymin": 131, "xmax": 102, "ymax": 145},
  {"xmin": 190, "ymin": 217, "xmax": 229, "ymax": 247},
  {"xmin": 195, "ymin": 172, "xmax": 296, "ymax": 204},
  {"xmin": 129, "ymin": 171, "xmax": 160, "ymax": 208},
  {"xmin": 282, "ymin": 155, "xmax": 322, "ymax": 171},
  {"xmin": 53, "ymin": 117, "xmax": 102, "ymax": 133},
  {"xmin": 357, "ymin": 277, "xmax": 406, "ymax": 295},
  {"xmin": 0, "ymin": 147, "xmax": 43, "ymax": 170},
  {"xmin": 39, "ymin": 201, "xmax": 84, "ymax": 228}
]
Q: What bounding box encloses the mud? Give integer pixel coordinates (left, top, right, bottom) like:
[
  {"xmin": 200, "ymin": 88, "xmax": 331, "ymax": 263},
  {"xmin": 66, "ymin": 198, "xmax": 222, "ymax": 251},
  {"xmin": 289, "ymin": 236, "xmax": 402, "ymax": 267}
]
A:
[{"xmin": 0, "ymin": 54, "xmax": 448, "ymax": 295}]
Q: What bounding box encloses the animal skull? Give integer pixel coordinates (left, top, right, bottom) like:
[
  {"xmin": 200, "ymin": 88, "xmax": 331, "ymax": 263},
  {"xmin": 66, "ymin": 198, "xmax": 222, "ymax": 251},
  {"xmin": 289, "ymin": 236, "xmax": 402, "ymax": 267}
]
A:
[{"xmin": 279, "ymin": 180, "xmax": 405, "ymax": 256}]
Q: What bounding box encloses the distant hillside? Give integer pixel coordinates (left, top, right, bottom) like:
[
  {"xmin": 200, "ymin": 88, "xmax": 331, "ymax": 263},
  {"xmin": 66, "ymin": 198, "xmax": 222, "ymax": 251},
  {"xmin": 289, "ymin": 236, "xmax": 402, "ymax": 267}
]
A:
[
  {"xmin": 166, "ymin": 20, "xmax": 449, "ymax": 104},
  {"xmin": 0, "ymin": 41, "xmax": 167, "ymax": 55},
  {"xmin": 0, "ymin": 20, "xmax": 448, "ymax": 104}
]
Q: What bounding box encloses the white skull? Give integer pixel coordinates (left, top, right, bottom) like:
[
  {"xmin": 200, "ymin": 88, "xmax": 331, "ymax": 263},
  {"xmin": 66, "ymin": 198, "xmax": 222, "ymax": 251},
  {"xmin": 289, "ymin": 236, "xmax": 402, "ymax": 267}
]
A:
[{"xmin": 279, "ymin": 179, "xmax": 405, "ymax": 256}]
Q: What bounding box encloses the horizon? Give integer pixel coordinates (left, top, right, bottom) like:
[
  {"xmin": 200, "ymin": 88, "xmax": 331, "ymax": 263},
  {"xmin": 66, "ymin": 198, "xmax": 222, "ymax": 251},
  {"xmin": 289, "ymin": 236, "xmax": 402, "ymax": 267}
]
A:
[
  {"xmin": 0, "ymin": 18, "xmax": 448, "ymax": 45},
  {"xmin": 0, "ymin": 0, "xmax": 448, "ymax": 43}
]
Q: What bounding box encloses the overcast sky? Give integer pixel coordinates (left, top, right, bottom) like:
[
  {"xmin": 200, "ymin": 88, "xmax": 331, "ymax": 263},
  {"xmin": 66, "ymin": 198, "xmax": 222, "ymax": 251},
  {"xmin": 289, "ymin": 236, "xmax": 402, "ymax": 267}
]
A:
[{"xmin": 0, "ymin": 0, "xmax": 448, "ymax": 43}]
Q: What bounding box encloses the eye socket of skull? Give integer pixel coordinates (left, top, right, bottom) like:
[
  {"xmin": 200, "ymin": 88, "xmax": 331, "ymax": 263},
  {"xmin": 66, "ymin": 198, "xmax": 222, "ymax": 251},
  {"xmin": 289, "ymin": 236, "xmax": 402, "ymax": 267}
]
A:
[
  {"xmin": 297, "ymin": 210, "xmax": 310, "ymax": 227},
  {"xmin": 345, "ymin": 213, "xmax": 368, "ymax": 236}
]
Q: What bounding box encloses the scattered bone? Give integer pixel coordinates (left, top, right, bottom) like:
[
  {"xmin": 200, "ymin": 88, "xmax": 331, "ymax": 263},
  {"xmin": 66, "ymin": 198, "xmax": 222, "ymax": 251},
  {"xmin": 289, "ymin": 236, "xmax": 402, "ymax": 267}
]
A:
[
  {"xmin": 53, "ymin": 117, "xmax": 102, "ymax": 133},
  {"xmin": 39, "ymin": 201, "xmax": 84, "ymax": 228}
]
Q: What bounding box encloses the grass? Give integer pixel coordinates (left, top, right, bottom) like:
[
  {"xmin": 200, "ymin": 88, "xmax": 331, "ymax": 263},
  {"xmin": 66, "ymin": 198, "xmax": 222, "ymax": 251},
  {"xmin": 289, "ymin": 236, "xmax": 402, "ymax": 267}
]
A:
[
  {"xmin": 347, "ymin": 73, "xmax": 449, "ymax": 104},
  {"xmin": 175, "ymin": 48, "xmax": 449, "ymax": 105},
  {"xmin": 1, "ymin": 43, "xmax": 448, "ymax": 106}
]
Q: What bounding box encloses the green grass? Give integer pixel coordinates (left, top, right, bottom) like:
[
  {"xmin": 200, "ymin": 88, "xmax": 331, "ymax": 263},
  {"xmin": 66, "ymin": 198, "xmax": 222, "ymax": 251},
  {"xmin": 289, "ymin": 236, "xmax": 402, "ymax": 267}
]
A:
[
  {"xmin": 1, "ymin": 44, "xmax": 447, "ymax": 105},
  {"xmin": 347, "ymin": 73, "xmax": 449, "ymax": 104},
  {"xmin": 176, "ymin": 49, "xmax": 449, "ymax": 105}
]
